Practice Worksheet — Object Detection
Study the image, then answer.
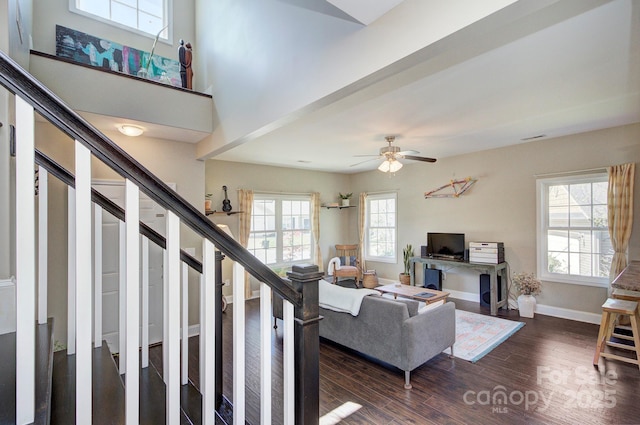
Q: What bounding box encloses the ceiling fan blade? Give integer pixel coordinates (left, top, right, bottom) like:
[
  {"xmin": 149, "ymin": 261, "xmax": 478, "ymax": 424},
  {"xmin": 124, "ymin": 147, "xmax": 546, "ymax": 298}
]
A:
[
  {"xmin": 353, "ymin": 154, "xmax": 381, "ymax": 158},
  {"xmin": 403, "ymin": 155, "xmax": 437, "ymax": 163},
  {"xmin": 397, "ymin": 150, "xmax": 420, "ymax": 156},
  {"xmin": 350, "ymin": 157, "xmax": 382, "ymax": 167}
]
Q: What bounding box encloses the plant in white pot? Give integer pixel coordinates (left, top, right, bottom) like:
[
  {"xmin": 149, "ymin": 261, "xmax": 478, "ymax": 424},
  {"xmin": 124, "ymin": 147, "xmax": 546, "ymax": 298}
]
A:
[
  {"xmin": 399, "ymin": 244, "xmax": 414, "ymax": 285},
  {"xmin": 339, "ymin": 192, "xmax": 352, "ymax": 207},
  {"xmin": 513, "ymin": 272, "xmax": 541, "ymax": 318}
]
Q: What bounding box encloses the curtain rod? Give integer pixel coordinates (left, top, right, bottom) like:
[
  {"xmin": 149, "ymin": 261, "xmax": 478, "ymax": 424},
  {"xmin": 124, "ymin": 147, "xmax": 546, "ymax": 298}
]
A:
[
  {"xmin": 241, "ymin": 189, "xmax": 314, "ymax": 196},
  {"xmin": 363, "ymin": 189, "xmax": 399, "ymax": 195},
  {"xmin": 534, "ymin": 167, "xmax": 608, "ymax": 178}
]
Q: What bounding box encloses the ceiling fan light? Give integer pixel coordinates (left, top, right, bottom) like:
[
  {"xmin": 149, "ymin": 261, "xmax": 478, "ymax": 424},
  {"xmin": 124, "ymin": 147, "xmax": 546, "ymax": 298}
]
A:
[
  {"xmin": 378, "ymin": 160, "xmax": 391, "ymax": 172},
  {"xmin": 389, "ymin": 158, "xmax": 403, "ymax": 172}
]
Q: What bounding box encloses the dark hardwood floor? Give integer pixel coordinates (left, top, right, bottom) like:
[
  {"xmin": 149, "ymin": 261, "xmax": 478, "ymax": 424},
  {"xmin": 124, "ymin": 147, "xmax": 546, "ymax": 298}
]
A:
[{"xmin": 149, "ymin": 298, "xmax": 640, "ymax": 425}]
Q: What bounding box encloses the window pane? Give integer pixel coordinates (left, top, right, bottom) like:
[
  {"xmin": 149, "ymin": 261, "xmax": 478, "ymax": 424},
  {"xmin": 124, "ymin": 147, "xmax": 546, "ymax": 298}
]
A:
[
  {"xmin": 78, "ymin": 0, "xmax": 109, "ymax": 17},
  {"xmin": 548, "ymin": 206, "xmax": 568, "ymax": 227},
  {"xmin": 569, "ymin": 205, "xmax": 591, "ymax": 227},
  {"xmin": 548, "ymin": 252, "xmax": 568, "ymax": 273},
  {"xmin": 548, "ymin": 185, "xmax": 568, "ymax": 206},
  {"xmin": 139, "ymin": 0, "xmax": 163, "ymax": 16},
  {"xmin": 111, "ymin": 2, "xmax": 137, "ymax": 27},
  {"xmin": 139, "ymin": 11, "xmax": 163, "ymax": 35},
  {"xmin": 570, "ymin": 183, "xmax": 591, "ymax": 205},
  {"xmin": 115, "ymin": 0, "xmax": 136, "ymax": 7},
  {"xmin": 548, "ymin": 230, "xmax": 568, "ymax": 252},
  {"xmin": 541, "ymin": 174, "xmax": 611, "ymax": 283},
  {"xmin": 593, "ymin": 182, "xmax": 607, "ymax": 204},
  {"xmin": 593, "ymin": 205, "xmax": 607, "ymax": 228}
]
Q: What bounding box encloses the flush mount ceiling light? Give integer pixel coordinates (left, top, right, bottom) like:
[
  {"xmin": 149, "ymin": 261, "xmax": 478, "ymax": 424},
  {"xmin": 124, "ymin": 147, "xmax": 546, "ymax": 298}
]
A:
[{"xmin": 118, "ymin": 124, "xmax": 144, "ymax": 137}]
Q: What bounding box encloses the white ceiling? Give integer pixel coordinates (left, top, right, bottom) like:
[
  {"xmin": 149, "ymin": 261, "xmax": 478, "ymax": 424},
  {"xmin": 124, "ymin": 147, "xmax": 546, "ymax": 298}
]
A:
[
  {"xmin": 326, "ymin": 0, "xmax": 405, "ymax": 25},
  {"xmin": 210, "ymin": 0, "xmax": 640, "ymax": 173}
]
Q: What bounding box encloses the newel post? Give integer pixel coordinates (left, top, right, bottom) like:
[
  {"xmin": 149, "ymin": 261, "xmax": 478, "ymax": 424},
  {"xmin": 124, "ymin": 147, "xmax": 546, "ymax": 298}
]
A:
[{"xmin": 287, "ymin": 264, "xmax": 323, "ymax": 425}]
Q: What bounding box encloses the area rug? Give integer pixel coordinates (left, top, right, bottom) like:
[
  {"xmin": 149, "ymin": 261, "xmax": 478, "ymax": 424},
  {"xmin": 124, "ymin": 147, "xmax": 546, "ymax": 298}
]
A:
[{"xmin": 443, "ymin": 310, "xmax": 525, "ymax": 363}]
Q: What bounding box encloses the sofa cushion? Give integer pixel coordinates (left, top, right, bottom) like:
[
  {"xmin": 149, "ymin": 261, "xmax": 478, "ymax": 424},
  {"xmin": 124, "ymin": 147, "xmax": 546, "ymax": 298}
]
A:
[{"xmin": 381, "ymin": 293, "xmax": 420, "ymax": 317}]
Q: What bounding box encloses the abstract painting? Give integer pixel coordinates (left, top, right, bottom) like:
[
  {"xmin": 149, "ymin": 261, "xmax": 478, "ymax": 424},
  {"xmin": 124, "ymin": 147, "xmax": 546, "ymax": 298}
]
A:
[{"xmin": 55, "ymin": 25, "xmax": 181, "ymax": 87}]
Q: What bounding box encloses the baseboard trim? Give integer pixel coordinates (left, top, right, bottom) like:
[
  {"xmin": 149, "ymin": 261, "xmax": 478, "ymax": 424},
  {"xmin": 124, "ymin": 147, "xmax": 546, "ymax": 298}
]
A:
[
  {"xmin": 447, "ymin": 289, "xmax": 601, "ymax": 324},
  {"xmin": 188, "ymin": 324, "xmax": 200, "ymax": 337},
  {"xmin": 0, "ymin": 277, "xmax": 15, "ymax": 288}
]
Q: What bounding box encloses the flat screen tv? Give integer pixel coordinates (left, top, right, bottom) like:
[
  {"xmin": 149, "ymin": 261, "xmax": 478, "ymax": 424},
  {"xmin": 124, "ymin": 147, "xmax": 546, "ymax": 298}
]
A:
[{"xmin": 426, "ymin": 233, "xmax": 465, "ymax": 259}]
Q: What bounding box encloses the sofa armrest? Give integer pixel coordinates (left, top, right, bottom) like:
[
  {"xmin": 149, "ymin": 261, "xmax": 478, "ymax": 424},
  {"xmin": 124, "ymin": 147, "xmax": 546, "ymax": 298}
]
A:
[{"xmin": 401, "ymin": 301, "xmax": 456, "ymax": 371}]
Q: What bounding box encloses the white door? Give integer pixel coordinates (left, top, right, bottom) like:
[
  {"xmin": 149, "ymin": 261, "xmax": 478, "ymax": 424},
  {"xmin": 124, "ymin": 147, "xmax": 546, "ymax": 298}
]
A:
[{"xmin": 94, "ymin": 180, "xmax": 174, "ymax": 353}]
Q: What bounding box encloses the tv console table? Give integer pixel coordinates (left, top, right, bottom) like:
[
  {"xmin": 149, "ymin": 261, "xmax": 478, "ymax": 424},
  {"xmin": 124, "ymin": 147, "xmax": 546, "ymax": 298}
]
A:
[{"xmin": 409, "ymin": 257, "xmax": 508, "ymax": 316}]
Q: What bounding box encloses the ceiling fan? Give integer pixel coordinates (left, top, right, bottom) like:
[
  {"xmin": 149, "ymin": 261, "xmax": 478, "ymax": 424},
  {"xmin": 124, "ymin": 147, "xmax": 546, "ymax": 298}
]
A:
[{"xmin": 351, "ymin": 136, "xmax": 437, "ymax": 172}]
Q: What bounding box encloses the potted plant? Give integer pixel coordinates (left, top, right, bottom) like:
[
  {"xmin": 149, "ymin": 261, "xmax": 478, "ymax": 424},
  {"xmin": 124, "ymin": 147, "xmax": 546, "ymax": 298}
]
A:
[
  {"xmin": 399, "ymin": 244, "xmax": 414, "ymax": 285},
  {"xmin": 513, "ymin": 272, "xmax": 542, "ymax": 318},
  {"xmin": 204, "ymin": 193, "xmax": 213, "ymax": 211},
  {"xmin": 339, "ymin": 192, "xmax": 352, "ymax": 207}
]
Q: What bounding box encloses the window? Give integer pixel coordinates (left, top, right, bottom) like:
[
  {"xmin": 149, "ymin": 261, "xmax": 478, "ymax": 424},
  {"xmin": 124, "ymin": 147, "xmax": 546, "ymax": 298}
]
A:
[
  {"xmin": 365, "ymin": 193, "xmax": 397, "ymax": 263},
  {"xmin": 537, "ymin": 173, "xmax": 612, "ymax": 287},
  {"xmin": 248, "ymin": 195, "xmax": 312, "ymax": 266},
  {"xmin": 71, "ymin": 0, "xmax": 170, "ymax": 39}
]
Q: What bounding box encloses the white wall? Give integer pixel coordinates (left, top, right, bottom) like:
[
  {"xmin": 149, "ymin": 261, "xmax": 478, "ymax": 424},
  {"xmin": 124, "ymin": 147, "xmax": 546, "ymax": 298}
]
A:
[
  {"xmin": 35, "ymin": 121, "xmax": 205, "ymax": 345},
  {"xmin": 194, "ymin": 0, "xmax": 517, "ymax": 157},
  {"xmin": 351, "ymin": 123, "xmax": 640, "ymax": 316},
  {"xmin": 205, "ymin": 159, "xmax": 351, "ymax": 295}
]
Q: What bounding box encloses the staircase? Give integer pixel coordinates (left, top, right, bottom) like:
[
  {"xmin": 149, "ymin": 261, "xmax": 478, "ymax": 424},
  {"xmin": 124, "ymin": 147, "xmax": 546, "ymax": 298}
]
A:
[{"xmin": 0, "ymin": 49, "xmax": 321, "ymax": 424}]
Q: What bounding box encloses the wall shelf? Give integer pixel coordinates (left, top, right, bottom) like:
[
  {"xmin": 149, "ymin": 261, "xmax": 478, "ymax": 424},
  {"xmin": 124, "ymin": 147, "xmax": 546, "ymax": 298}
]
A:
[
  {"xmin": 322, "ymin": 204, "xmax": 356, "ymax": 210},
  {"xmin": 206, "ymin": 210, "xmax": 244, "ymax": 216}
]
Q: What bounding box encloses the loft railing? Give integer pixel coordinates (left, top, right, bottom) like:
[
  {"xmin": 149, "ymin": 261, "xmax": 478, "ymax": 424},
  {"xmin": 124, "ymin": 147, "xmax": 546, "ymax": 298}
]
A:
[{"xmin": 0, "ymin": 48, "xmax": 321, "ymax": 424}]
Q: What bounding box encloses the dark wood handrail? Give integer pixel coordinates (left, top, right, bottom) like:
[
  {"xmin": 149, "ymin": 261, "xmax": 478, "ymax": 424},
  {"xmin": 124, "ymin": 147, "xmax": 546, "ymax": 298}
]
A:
[
  {"xmin": 0, "ymin": 50, "xmax": 299, "ymax": 306},
  {"xmin": 35, "ymin": 150, "xmax": 203, "ymax": 273}
]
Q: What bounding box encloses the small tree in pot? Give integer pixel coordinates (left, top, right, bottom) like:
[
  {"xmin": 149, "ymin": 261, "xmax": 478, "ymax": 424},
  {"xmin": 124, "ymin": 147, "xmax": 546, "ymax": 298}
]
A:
[{"xmin": 399, "ymin": 244, "xmax": 414, "ymax": 285}]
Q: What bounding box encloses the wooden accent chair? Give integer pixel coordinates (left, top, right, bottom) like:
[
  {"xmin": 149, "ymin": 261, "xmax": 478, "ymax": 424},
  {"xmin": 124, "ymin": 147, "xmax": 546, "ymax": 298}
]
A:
[{"xmin": 333, "ymin": 244, "xmax": 360, "ymax": 284}]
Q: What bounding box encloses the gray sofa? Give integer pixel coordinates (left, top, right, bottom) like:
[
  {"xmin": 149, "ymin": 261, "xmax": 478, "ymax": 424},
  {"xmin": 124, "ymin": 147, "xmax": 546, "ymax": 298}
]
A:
[{"xmin": 273, "ymin": 290, "xmax": 456, "ymax": 389}]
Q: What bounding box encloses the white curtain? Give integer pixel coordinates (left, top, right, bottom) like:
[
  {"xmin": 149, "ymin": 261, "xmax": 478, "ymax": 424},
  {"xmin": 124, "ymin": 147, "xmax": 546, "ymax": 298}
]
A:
[{"xmin": 311, "ymin": 192, "xmax": 323, "ymax": 272}]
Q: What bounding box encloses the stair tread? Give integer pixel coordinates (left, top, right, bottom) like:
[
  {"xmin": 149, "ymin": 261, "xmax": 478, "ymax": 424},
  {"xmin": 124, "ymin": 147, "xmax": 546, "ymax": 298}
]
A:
[
  {"xmin": 0, "ymin": 319, "xmax": 55, "ymax": 425},
  {"xmin": 51, "ymin": 344, "xmax": 126, "ymax": 424}
]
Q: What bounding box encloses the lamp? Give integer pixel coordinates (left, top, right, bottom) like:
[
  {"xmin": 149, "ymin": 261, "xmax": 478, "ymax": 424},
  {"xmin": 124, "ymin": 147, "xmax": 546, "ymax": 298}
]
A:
[
  {"xmin": 118, "ymin": 124, "xmax": 144, "ymax": 137},
  {"xmin": 378, "ymin": 158, "xmax": 403, "ymax": 173}
]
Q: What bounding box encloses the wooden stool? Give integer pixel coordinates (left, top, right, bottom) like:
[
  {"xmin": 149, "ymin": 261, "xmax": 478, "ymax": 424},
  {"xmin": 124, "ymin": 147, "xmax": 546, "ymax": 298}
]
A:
[
  {"xmin": 593, "ymin": 298, "xmax": 640, "ymax": 370},
  {"xmin": 613, "ymin": 288, "xmax": 640, "ymax": 303}
]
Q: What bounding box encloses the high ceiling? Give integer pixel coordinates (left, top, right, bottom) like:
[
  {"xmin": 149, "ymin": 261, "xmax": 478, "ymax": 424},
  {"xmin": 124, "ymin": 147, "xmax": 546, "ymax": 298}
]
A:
[{"xmin": 210, "ymin": 0, "xmax": 640, "ymax": 173}]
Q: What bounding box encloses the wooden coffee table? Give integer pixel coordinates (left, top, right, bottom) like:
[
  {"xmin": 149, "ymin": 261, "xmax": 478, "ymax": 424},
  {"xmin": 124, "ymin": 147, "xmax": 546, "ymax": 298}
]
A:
[{"xmin": 376, "ymin": 283, "xmax": 449, "ymax": 305}]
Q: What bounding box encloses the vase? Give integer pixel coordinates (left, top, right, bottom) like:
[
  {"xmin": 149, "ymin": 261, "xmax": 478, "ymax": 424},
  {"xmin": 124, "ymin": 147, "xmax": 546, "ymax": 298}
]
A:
[
  {"xmin": 399, "ymin": 273, "xmax": 411, "ymax": 285},
  {"xmin": 204, "ymin": 199, "xmax": 212, "ymax": 211},
  {"xmin": 341, "ymin": 199, "xmax": 350, "ymax": 207},
  {"xmin": 518, "ymin": 294, "xmax": 536, "ymax": 318}
]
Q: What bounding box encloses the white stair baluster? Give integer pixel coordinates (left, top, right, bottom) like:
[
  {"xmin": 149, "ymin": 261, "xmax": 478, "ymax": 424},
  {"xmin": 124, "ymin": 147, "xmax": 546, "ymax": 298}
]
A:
[
  {"xmin": 75, "ymin": 141, "xmax": 93, "ymax": 425},
  {"xmin": 37, "ymin": 167, "xmax": 48, "ymax": 325},
  {"xmin": 141, "ymin": 235, "xmax": 149, "ymax": 368},
  {"xmin": 181, "ymin": 261, "xmax": 189, "ymax": 385},
  {"xmin": 260, "ymin": 282, "xmax": 272, "ymax": 425},
  {"xmin": 166, "ymin": 211, "xmax": 181, "ymax": 424},
  {"xmin": 15, "ymin": 96, "xmax": 35, "ymax": 425},
  {"xmin": 118, "ymin": 220, "xmax": 126, "ymax": 374},
  {"xmin": 125, "ymin": 179, "xmax": 140, "ymax": 425},
  {"xmin": 67, "ymin": 188, "xmax": 76, "ymax": 356},
  {"xmin": 233, "ymin": 261, "xmax": 245, "ymax": 425},
  {"xmin": 202, "ymin": 239, "xmax": 216, "ymax": 425},
  {"xmin": 94, "ymin": 205, "xmax": 102, "ymax": 347},
  {"xmin": 199, "ymin": 271, "xmax": 205, "ymax": 394},
  {"xmin": 283, "ymin": 299, "xmax": 295, "ymax": 425}
]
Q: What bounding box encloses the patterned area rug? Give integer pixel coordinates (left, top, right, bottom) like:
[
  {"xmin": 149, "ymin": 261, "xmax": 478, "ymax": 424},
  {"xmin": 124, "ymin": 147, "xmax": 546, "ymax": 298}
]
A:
[{"xmin": 444, "ymin": 310, "xmax": 525, "ymax": 363}]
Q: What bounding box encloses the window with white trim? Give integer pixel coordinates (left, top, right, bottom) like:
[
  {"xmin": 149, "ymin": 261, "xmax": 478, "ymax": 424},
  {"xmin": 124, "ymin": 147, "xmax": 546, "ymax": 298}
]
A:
[
  {"xmin": 71, "ymin": 0, "xmax": 170, "ymax": 39},
  {"xmin": 248, "ymin": 195, "xmax": 312, "ymax": 266},
  {"xmin": 365, "ymin": 193, "xmax": 397, "ymax": 263},
  {"xmin": 537, "ymin": 173, "xmax": 612, "ymax": 287}
]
